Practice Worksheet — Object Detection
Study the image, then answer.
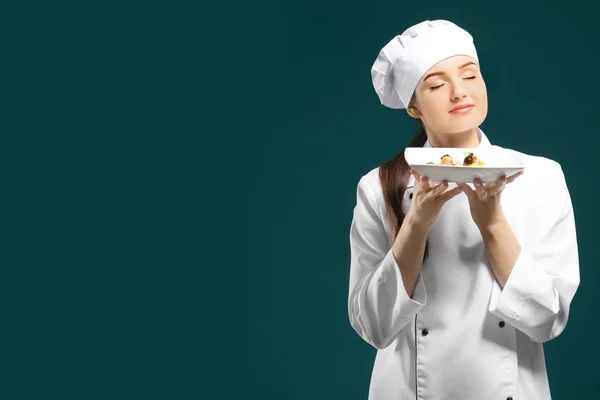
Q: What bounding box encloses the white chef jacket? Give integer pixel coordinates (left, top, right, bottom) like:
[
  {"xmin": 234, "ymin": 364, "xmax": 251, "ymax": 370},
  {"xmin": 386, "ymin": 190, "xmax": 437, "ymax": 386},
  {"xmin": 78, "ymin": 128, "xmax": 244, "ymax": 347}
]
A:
[{"xmin": 348, "ymin": 130, "xmax": 580, "ymax": 400}]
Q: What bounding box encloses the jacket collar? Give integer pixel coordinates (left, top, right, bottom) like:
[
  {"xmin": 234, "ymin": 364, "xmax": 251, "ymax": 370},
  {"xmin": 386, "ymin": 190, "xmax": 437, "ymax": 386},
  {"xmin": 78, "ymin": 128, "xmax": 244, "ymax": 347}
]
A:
[{"xmin": 423, "ymin": 127, "xmax": 492, "ymax": 148}]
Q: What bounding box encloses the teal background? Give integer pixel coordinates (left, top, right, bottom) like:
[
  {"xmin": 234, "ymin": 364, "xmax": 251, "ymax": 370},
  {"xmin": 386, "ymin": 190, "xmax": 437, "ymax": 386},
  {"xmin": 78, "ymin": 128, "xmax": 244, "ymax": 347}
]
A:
[
  {"xmin": 4, "ymin": 1, "xmax": 599, "ymax": 399},
  {"xmin": 241, "ymin": 1, "xmax": 599, "ymax": 400}
]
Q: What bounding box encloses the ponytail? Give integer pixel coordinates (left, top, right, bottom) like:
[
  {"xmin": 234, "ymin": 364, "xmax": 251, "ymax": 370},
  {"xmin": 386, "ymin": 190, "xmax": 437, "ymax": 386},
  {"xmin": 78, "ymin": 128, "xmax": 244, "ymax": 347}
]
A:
[{"xmin": 379, "ymin": 122, "xmax": 428, "ymax": 243}]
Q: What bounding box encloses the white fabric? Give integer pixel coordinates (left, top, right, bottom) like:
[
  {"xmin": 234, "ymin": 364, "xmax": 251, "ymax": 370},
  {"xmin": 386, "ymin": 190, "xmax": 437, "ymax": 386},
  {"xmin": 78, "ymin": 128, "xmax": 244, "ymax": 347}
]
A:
[
  {"xmin": 371, "ymin": 20, "xmax": 479, "ymax": 110},
  {"xmin": 348, "ymin": 130, "xmax": 580, "ymax": 399}
]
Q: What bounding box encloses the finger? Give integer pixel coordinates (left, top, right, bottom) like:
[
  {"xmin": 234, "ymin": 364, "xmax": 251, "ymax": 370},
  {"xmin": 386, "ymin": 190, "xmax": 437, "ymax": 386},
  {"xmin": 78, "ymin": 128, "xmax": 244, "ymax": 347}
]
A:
[
  {"xmin": 487, "ymin": 176, "xmax": 507, "ymax": 194},
  {"xmin": 419, "ymin": 175, "xmax": 431, "ymax": 190},
  {"xmin": 439, "ymin": 185, "xmax": 463, "ymax": 202},
  {"xmin": 428, "ymin": 181, "xmax": 448, "ymax": 198},
  {"xmin": 410, "ymin": 169, "xmax": 431, "ymax": 191},
  {"xmin": 410, "ymin": 169, "xmax": 422, "ymax": 181},
  {"xmin": 457, "ymin": 183, "xmax": 476, "ymax": 200},
  {"xmin": 473, "ymin": 178, "xmax": 488, "ymax": 200},
  {"xmin": 506, "ymin": 170, "xmax": 524, "ymax": 184}
]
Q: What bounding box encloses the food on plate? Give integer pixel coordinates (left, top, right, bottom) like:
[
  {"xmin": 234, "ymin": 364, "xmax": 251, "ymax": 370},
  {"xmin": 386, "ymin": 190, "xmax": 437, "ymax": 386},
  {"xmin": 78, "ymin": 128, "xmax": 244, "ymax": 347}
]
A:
[
  {"xmin": 440, "ymin": 154, "xmax": 454, "ymax": 165},
  {"xmin": 462, "ymin": 152, "xmax": 485, "ymax": 166},
  {"xmin": 426, "ymin": 152, "xmax": 486, "ymax": 166}
]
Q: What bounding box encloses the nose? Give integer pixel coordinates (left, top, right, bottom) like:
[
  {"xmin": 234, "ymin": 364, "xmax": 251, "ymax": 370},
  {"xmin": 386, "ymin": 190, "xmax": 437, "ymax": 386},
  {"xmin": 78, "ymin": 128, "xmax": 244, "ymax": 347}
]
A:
[{"xmin": 451, "ymin": 80, "xmax": 467, "ymax": 101}]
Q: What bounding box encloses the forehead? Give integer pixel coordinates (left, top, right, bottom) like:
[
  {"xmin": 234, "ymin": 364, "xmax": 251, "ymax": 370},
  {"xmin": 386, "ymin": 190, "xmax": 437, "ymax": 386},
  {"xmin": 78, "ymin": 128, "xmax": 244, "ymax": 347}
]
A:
[{"xmin": 424, "ymin": 55, "xmax": 479, "ymax": 75}]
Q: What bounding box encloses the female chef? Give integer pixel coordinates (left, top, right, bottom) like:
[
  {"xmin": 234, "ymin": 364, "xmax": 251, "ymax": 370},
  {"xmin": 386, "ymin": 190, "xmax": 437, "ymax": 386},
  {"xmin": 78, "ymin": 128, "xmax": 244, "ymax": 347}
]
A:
[{"xmin": 348, "ymin": 20, "xmax": 580, "ymax": 400}]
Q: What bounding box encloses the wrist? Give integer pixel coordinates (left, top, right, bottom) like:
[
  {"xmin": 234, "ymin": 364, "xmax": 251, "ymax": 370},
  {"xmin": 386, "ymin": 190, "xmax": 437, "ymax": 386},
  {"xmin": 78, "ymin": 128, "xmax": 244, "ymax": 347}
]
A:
[
  {"xmin": 404, "ymin": 212, "xmax": 430, "ymax": 236},
  {"xmin": 478, "ymin": 214, "xmax": 509, "ymax": 239}
]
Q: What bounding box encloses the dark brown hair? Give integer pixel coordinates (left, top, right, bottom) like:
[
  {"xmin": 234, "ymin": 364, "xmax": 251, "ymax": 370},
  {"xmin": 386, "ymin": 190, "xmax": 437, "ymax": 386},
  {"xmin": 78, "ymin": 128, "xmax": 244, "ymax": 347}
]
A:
[{"xmin": 379, "ymin": 121, "xmax": 427, "ymax": 241}]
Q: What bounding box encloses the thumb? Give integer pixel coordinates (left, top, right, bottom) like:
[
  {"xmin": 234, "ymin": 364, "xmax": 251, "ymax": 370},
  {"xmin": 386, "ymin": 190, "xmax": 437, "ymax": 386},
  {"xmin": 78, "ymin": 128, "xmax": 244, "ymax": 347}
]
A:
[{"xmin": 457, "ymin": 183, "xmax": 476, "ymax": 200}]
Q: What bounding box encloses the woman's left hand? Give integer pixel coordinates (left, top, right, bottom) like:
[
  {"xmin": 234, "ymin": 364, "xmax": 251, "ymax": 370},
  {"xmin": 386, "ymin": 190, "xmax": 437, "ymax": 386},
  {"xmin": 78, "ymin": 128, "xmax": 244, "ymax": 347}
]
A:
[{"xmin": 457, "ymin": 171, "xmax": 524, "ymax": 230}]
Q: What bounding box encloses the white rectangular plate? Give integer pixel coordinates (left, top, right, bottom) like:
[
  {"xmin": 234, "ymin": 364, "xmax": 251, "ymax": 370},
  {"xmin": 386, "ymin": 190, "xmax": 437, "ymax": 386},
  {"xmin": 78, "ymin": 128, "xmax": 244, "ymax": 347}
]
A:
[{"xmin": 404, "ymin": 147, "xmax": 525, "ymax": 184}]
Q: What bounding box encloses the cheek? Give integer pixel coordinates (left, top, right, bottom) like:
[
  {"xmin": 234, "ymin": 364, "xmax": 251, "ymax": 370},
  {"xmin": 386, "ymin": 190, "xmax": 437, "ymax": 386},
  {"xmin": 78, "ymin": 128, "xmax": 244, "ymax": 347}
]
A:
[
  {"xmin": 474, "ymin": 86, "xmax": 488, "ymax": 120},
  {"xmin": 478, "ymin": 91, "xmax": 488, "ymax": 112},
  {"xmin": 474, "ymin": 81, "xmax": 488, "ymax": 101},
  {"xmin": 419, "ymin": 94, "xmax": 445, "ymax": 114},
  {"xmin": 420, "ymin": 104, "xmax": 446, "ymax": 124}
]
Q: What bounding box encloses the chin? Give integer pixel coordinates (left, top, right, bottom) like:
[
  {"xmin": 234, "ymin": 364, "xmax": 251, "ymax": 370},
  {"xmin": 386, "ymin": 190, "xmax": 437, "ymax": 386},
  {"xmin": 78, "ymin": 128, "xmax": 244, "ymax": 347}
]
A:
[{"xmin": 444, "ymin": 113, "xmax": 486, "ymax": 134}]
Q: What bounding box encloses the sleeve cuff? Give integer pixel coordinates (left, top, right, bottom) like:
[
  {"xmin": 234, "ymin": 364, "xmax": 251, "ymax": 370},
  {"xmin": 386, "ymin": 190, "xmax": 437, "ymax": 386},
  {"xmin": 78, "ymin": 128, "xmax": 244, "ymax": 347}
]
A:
[
  {"xmin": 381, "ymin": 249, "xmax": 427, "ymax": 314},
  {"xmin": 489, "ymin": 249, "xmax": 557, "ymax": 321}
]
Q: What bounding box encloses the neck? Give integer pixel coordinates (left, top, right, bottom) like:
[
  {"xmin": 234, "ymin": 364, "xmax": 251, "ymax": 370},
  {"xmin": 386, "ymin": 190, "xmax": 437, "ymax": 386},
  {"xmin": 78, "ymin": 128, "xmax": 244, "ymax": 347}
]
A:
[{"xmin": 426, "ymin": 127, "xmax": 481, "ymax": 148}]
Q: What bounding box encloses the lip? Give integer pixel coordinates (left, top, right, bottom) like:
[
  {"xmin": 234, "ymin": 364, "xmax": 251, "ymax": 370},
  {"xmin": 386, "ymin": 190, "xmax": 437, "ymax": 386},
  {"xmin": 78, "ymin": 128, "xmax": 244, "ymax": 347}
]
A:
[{"xmin": 449, "ymin": 104, "xmax": 475, "ymax": 113}]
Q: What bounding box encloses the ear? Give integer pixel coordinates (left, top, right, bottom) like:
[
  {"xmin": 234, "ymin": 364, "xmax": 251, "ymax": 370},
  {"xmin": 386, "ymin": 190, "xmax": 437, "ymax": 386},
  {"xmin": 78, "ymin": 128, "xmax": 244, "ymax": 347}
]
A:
[{"xmin": 406, "ymin": 103, "xmax": 422, "ymax": 119}]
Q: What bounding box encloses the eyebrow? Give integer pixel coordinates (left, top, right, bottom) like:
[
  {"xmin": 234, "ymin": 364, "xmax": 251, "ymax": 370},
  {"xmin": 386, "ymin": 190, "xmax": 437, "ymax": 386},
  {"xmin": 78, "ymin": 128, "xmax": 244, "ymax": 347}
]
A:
[{"xmin": 423, "ymin": 61, "xmax": 478, "ymax": 82}]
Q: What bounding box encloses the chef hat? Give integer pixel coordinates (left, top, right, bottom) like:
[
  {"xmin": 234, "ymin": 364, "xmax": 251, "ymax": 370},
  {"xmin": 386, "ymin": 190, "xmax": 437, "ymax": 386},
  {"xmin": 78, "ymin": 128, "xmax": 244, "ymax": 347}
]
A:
[{"xmin": 371, "ymin": 20, "xmax": 479, "ymax": 109}]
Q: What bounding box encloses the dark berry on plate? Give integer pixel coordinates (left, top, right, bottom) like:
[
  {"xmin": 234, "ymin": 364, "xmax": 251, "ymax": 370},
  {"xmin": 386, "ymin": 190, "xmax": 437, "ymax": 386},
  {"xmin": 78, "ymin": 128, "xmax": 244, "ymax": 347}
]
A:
[{"xmin": 464, "ymin": 152, "xmax": 474, "ymax": 165}]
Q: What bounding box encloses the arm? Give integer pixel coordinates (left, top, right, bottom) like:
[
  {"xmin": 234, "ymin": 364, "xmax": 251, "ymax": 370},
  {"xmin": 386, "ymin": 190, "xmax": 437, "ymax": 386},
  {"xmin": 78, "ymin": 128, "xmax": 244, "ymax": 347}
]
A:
[
  {"xmin": 348, "ymin": 177, "xmax": 427, "ymax": 350},
  {"xmin": 392, "ymin": 212, "xmax": 429, "ymax": 298},
  {"xmin": 488, "ymin": 162, "xmax": 580, "ymax": 343},
  {"xmin": 480, "ymin": 217, "xmax": 521, "ymax": 289}
]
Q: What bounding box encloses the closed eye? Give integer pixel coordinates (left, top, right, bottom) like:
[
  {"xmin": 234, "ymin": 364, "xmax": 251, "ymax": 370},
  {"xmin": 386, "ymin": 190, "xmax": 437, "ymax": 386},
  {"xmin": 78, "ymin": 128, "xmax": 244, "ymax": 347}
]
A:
[{"xmin": 431, "ymin": 76, "xmax": 476, "ymax": 90}]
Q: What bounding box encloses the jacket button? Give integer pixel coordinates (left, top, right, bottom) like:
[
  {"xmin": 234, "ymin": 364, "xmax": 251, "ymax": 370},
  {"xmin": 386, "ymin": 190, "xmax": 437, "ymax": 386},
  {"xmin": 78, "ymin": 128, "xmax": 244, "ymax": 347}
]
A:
[
  {"xmin": 421, "ymin": 329, "xmax": 429, "ymax": 336},
  {"xmin": 409, "ymin": 193, "xmax": 414, "ymax": 200},
  {"xmin": 499, "ymin": 321, "xmax": 506, "ymax": 328}
]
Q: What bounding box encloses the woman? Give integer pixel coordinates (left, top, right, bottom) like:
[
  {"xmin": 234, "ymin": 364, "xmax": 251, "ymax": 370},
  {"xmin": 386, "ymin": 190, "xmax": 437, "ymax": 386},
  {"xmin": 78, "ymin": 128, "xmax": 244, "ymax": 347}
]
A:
[{"xmin": 348, "ymin": 20, "xmax": 579, "ymax": 400}]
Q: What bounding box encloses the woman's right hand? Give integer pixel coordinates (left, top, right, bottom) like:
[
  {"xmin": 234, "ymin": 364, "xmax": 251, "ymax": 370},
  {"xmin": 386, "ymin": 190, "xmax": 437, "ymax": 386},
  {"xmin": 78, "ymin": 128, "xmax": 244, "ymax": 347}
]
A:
[{"xmin": 405, "ymin": 169, "xmax": 464, "ymax": 231}]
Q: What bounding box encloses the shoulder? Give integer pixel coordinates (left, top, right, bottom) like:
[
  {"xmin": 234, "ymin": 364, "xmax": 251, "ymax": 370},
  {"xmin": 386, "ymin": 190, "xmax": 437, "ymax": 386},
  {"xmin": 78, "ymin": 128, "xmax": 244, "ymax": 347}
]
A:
[
  {"xmin": 355, "ymin": 166, "xmax": 387, "ymax": 216},
  {"xmin": 357, "ymin": 166, "xmax": 384, "ymax": 197},
  {"xmin": 492, "ymin": 145, "xmax": 571, "ymax": 213},
  {"xmin": 358, "ymin": 166, "xmax": 382, "ymax": 188},
  {"xmin": 493, "ymin": 145, "xmax": 566, "ymax": 186}
]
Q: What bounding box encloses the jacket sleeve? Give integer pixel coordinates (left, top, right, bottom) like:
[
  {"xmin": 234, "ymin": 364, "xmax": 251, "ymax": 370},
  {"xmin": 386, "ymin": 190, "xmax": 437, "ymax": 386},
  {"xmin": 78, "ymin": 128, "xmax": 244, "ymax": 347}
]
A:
[
  {"xmin": 348, "ymin": 176, "xmax": 427, "ymax": 350},
  {"xmin": 488, "ymin": 162, "xmax": 580, "ymax": 343}
]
